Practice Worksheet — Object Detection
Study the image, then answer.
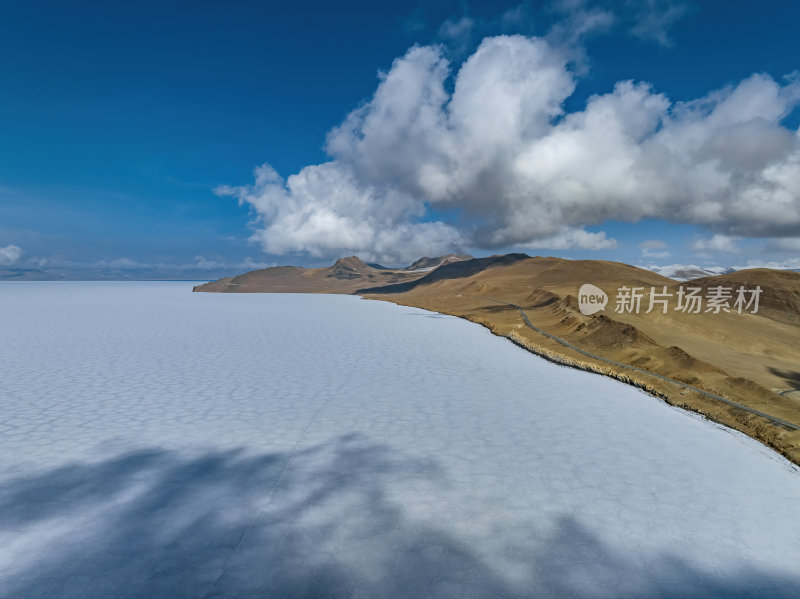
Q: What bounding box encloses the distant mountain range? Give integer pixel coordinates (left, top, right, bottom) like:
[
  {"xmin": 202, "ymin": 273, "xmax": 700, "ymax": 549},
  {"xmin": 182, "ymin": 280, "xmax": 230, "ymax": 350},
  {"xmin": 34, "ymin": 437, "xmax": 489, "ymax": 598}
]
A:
[
  {"xmin": 0, "ymin": 268, "xmax": 55, "ymax": 281},
  {"xmin": 644, "ymin": 264, "xmax": 736, "ymax": 281},
  {"xmin": 193, "ymin": 254, "xmax": 475, "ymax": 293},
  {"xmin": 0, "ymin": 266, "xmax": 259, "ymax": 282},
  {"xmin": 644, "ymin": 264, "xmax": 800, "ymax": 281},
  {"xmin": 3, "ymin": 255, "xmax": 797, "ymax": 283}
]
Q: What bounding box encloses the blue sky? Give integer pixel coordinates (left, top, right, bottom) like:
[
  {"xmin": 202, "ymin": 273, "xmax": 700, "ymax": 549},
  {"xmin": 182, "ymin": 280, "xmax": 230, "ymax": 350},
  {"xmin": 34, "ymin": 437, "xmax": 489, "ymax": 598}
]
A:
[{"xmin": 1, "ymin": 0, "xmax": 799, "ymax": 277}]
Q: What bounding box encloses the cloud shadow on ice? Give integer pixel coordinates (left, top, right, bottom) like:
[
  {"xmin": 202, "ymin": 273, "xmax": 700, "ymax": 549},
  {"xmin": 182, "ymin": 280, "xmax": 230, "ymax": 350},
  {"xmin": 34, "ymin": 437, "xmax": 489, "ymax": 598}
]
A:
[{"xmin": 0, "ymin": 434, "xmax": 797, "ymax": 598}]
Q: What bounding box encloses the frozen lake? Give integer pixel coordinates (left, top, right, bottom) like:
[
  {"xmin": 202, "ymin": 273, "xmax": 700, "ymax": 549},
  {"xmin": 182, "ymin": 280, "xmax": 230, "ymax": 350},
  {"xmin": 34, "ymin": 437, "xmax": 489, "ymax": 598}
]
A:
[{"xmin": 1, "ymin": 282, "xmax": 799, "ymax": 598}]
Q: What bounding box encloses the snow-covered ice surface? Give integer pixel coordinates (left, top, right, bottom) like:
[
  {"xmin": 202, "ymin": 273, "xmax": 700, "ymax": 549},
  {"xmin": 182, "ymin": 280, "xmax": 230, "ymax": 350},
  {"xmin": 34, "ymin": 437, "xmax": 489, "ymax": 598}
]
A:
[{"xmin": 1, "ymin": 282, "xmax": 799, "ymax": 598}]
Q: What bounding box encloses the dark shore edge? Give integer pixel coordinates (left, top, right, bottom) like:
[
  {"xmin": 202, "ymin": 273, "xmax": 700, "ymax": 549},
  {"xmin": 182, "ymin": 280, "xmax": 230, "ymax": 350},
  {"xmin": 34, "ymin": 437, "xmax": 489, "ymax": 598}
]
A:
[{"xmin": 362, "ymin": 295, "xmax": 800, "ymax": 469}]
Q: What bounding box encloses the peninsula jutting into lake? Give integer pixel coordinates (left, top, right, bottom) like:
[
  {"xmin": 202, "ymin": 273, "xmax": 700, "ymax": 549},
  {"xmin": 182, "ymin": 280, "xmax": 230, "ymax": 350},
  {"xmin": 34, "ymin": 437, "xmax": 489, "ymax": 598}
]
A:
[{"xmin": 196, "ymin": 253, "xmax": 800, "ymax": 465}]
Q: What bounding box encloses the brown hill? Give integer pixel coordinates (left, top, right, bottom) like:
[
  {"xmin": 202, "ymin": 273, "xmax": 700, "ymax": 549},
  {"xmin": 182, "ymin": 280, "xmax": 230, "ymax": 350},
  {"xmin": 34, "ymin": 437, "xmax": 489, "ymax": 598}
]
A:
[
  {"xmin": 359, "ymin": 253, "xmax": 531, "ymax": 294},
  {"xmin": 363, "ymin": 256, "xmax": 799, "ymax": 391},
  {"xmin": 193, "ymin": 254, "xmax": 474, "ymax": 294},
  {"xmin": 404, "ymin": 254, "xmax": 474, "ymax": 271},
  {"xmin": 684, "ymin": 268, "xmax": 800, "ymax": 326},
  {"xmin": 193, "ymin": 257, "xmax": 410, "ymax": 293},
  {"xmin": 328, "ymin": 256, "xmax": 378, "ymax": 279}
]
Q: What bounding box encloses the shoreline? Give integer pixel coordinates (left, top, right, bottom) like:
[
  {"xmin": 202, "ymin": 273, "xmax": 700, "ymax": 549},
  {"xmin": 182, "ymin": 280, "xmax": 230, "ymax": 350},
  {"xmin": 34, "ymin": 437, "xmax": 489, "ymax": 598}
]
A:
[{"xmin": 364, "ymin": 293, "xmax": 800, "ymax": 467}]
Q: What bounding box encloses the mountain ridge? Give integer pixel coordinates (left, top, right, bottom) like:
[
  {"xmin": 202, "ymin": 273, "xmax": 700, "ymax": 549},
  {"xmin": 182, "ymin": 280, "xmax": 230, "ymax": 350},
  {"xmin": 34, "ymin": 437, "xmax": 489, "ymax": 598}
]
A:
[{"xmin": 192, "ymin": 254, "xmax": 475, "ymax": 294}]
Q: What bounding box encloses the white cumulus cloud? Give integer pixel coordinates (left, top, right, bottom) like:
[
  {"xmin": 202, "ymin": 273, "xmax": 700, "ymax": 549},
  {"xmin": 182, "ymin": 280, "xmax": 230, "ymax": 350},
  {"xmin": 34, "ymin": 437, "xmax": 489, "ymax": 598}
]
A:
[
  {"xmin": 764, "ymin": 237, "xmax": 800, "ymax": 252},
  {"xmin": 222, "ymin": 34, "xmax": 800, "ymax": 263},
  {"xmin": 639, "ymin": 239, "xmax": 667, "ymax": 250},
  {"xmin": 0, "ymin": 244, "xmax": 22, "ymax": 266},
  {"xmin": 520, "ymin": 228, "xmax": 617, "ymax": 250},
  {"xmin": 691, "ymin": 234, "xmax": 739, "ymax": 254},
  {"xmin": 639, "ymin": 239, "xmax": 670, "ymax": 259}
]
